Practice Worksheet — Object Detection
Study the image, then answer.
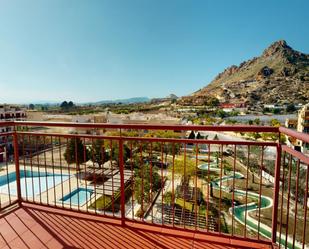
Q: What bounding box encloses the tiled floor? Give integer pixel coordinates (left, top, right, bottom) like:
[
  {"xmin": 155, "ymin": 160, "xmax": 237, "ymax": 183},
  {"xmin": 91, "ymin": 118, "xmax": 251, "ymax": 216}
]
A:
[{"xmin": 0, "ymin": 203, "xmax": 272, "ymax": 249}]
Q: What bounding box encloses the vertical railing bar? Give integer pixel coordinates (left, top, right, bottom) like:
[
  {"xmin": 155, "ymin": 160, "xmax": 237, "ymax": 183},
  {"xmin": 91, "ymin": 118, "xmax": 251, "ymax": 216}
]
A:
[
  {"xmin": 161, "ymin": 142, "xmax": 164, "ymax": 226},
  {"xmin": 13, "ymin": 130, "xmax": 21, "ymax": 205},
  {"xmin": 218, "ymin": 144, "xmax": 223, "ymax": 234},
  {"xmin": 74, "ymin": 138, "xmax": 80, "ymax": 211},
  {"xmin": 22, "ymin": 134, "xmax": 28, "ymax": 202},
  {"xmin": 29, "ymin": 135, "xmax": 35, "ymax": 202},
  {"xmin": 5, "ymin": 135, "xmax": 12, "ymax": 205},
  {"xmin": 257, "ymin": 146, "xmax": 264, "ymax": 240},
  {"xmin": 35, "ymin": 136, "xmax": 42, "ymax": 204},
  {"xmin": 244, "ymin": 145, "xmax": 250, "ymax": 238},
  {"xmin": 285, "ymin": 154, "xmax": 293, "ymax": 248},
  {"xmin": 12, "ymin": 131, "xmax": 22, "ymax": 205},
  {"xmin": 130, "ymin": 141, "xmax": 134, "ymax": 220},
  {"xmin": 232, "ymin": 144, "xmax": 236, "ymax": 236},
  {"xmin": 183, "ymin": 142, "xmax": 186, "ymax": 229},
  {"xmin": 119, "ymin": 138, "xmax": 125, "ymax": 226},
  {"xmin": 43, "ymin": 136, "xmax": 49, "ymax": 206},
  {"xmin": 100, "ymin": 138, "xmax": 105, "ymax": 215},
  {"xmin": 50, "ymin": 136, "xmax": 56, "ymax": 207},
  {"xmin": 92, "ymin": 138, "xmax": 98, "ymax": 215},
  {"xmin": 110, "ymin": 139, "xmax": 115, "ymax": 216},
  {"xmin": 207, "ymin": 143, "xmax": 210, "ymax": 232},
  {"xmin": 66, "ymin": 137, "xmax": 72, "ymax": 210},
  {"xmin": 195, "ymin": 142, "xmax": 198, "ymax": 230},
  {"xmin": 101, "ymin": 138, "xmax": 106, "ymax": 216},
  {"xmin": 279, "ymin": 151, "xmax": 286, "ymax": 249},
  {"xmin": 82, "ymin": 137, "xmax": 88, "ymax": 213},
  {"xmin": 149, "ymin": 142, "xmax": 153, "ymax": 223},
  {"xmin": 301, "ymin": 164, "xmax": 309, "ymax": 249},
  {"xmin": 58, "ymin": 137, "xmax": 64, "ymax": 209},
  {"xmin": 140, "ymin": 142, "xmax": 144, "ymax": 221},
  {"xmin": 292, "ymin": 159, "xmax": 300, "ymax": 249},
  {"xmin": 172, "ymin": 142, "xmax": 175, "ymax": 228},
  {"xmin": 271, "ymin": 143, "xmax": 281, "ymax": 245}
]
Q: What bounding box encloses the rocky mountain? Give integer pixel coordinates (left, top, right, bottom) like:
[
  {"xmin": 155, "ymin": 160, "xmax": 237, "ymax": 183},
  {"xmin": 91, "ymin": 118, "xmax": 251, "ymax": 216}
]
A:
[{"xmin": 179, "ymin": 40, "xmax": 309, "ymax": 109}]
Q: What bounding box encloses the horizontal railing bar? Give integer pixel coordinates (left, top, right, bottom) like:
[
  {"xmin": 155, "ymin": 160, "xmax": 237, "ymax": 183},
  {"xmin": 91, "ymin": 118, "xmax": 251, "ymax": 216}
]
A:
[
  {"xmin": 0, "ymin": 121, "xmax": 14, "ymax": 127},
  {"xmin": 282, "ymin": 145, "xmax": 309, "ymax": 165},
  {"xmin": 17, "ymin": 131, "xmax": 122, "ymax": 140},
  {"xmin": 279, "ymin": 126, "xmax": 309, "ymax": 144},
  {"xmin": 0, "ymin": 132, "xmax": 14, "ymax": 136},
  {"xmin": 0, "ymin": 200, "xmax": 19, "ymax": 212},
  {"xmin": 123, "ymin": 136, "xmax": 278, "ymax": 146},
  {"xmin": 16, "ymin": 131, "xmax": 277, "ymax": 146},
  {"xmin": 14, "ymin": 121, "xmax": 279, "ymax": 133}
]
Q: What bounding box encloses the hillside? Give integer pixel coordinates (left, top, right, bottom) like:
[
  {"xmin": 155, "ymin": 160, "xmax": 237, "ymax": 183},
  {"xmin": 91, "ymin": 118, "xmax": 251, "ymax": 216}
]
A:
[{"xmin": 179, "ymin": 40, "xmax": 309, "ymax": 109}]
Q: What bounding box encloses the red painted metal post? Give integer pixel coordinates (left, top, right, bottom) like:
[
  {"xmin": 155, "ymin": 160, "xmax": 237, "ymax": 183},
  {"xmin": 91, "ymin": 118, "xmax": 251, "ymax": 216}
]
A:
[
  {"xmin": 119, "ymin": 138, "xmax": 126, "ymax": 226},
  {"xmin": 13, "ymin": 131, "xmax": 22, "ymax": 205},
  {"xmin": 271, "ymin": 142, "xmax": 281, "ymax": 244}
]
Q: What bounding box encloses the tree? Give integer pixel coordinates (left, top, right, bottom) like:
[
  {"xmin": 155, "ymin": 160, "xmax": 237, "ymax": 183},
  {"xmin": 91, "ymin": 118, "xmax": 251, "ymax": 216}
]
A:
[
  {"xmin": 213, "ymin": 134, "xmax": 219, "ymax": 141},
  {"xmin": 29, "ymin": 104, "xmax": 35, "ymax": 110},
  {"xmin": 254, "ymin": 118, "xmax": 261, "ymax": 125},
  {"xmin": 164, "ymin": 191, "xmax": 173, "ymax": 206},
  {"xmin": 250, "ymin": 132, "xmax": 261, "ymax": 141},
  {"xmin": 270, "ymin": 118, "xmax": 281, "ymax": 127},
  {"xmin": 91, "ymin": 139, "xmax": 109, "ymax": 167},
  {"xmin": 103, "ymin": 141, "xmax": 131, "ymax": 163},
  {"xmin": 64, "ymin": 137, "xmax": 89, "ymax": 169},
  {"xmin": 68, "ymin": 101, "xmax": 74, "ymax": 108},
  {"xmin": 196, "ymin": 132, "xmax": 203, "ymax": 139},
  {"xmin": 272, "ymin": 108, "xmax": 281, "ymax": 114},
  {"xmin": 209, "ymin": 97, "xmax": 220, "ymax": 107},
  {"xmin": 286, "ymin": 103, "xmax": 296, "ymax": 113},
  {"xmin": 134, "ymin": 165, "xmax": 161, "ymax": 205},
  {"xmin": 216, "ymin": 109, "xmax": 228, "ymax": 119},
  {"xmin": 60, "ymin": 101, "xmax": 74, "ymax": 111},
  {"xmin": 60, "ymin": 101, "xmax": 68, "ymax": 109},
  {"xmin": 188, "ymin": 131, "xmax": 195, "ymax": 140}
]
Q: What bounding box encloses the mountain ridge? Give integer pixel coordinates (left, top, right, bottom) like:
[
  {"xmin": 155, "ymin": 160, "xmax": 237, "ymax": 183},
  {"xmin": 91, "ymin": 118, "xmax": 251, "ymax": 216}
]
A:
[{"xmin": 179, "ymin": 40, "xmax": 309, "ymax": 109}]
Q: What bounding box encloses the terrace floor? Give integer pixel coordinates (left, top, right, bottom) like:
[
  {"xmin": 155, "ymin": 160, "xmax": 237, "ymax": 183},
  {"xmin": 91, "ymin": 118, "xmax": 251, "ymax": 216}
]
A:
[{"xmin": 0, "ymin": 203, "xmax": 273, "ymax": 249}]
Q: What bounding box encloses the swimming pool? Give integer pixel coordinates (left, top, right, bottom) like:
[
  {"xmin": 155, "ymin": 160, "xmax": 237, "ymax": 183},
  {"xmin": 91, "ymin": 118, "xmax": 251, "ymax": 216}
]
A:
[
  {"xmin": 0, "ymin": 170, "xmax": 70, "ymax": 197},
  {"xmin": 60, "ymin": 188, "xmax": 93, "ymax": 206}
]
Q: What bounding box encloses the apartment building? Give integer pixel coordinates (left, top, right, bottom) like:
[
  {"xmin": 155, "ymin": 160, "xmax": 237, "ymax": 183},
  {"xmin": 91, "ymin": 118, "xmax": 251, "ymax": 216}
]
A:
[
  {"xmin": 285, "ymin": 103, "xmax": 309, "ymax": 153},
  {"xmin": 0, "ymin": 104, "xmax": 26, "ymax": 162}
]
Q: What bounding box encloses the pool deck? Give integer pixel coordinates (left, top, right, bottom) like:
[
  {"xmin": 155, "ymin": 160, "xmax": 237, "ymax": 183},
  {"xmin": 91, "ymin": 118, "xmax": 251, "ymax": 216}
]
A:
[{"xmin": 0, "ymin": 203, "xmax": 273, "ymax": 249}]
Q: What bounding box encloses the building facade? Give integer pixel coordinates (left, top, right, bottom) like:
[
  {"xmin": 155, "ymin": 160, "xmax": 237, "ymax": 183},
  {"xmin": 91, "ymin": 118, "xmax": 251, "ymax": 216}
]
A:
[
  {"xmin": 0, "ymin": 105, "xmax": 27, "ymax": 163},
  {"xmin": 285, "ymin": 103, "xmax": 309, "ymax": 153}
]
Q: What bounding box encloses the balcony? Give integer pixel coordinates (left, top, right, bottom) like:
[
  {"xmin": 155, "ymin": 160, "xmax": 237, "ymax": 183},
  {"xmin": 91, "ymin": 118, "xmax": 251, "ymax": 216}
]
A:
[{"xmin": 1, "ymin": 121, "xmax": 309, "ymax": 249}]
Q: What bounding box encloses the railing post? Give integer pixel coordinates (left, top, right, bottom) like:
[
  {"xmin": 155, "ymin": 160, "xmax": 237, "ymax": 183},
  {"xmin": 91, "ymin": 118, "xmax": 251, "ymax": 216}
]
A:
[
  {"xmin": 13, "ymin": 130, "xmax": 22, "ymax": 205},
  {"xmin": 271, "ymin": 141, "xmax": 281, "ymax": 245},
  {"xmin": 119, "ymin": 138, "xmax": 126, "ymax": 226}
]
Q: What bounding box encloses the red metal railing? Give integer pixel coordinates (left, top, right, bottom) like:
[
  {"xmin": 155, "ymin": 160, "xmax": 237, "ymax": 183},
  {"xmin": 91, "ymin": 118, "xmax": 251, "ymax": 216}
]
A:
[{"xmin": 0, "ymin": 121, "xmax": 309, "ymax": 248}]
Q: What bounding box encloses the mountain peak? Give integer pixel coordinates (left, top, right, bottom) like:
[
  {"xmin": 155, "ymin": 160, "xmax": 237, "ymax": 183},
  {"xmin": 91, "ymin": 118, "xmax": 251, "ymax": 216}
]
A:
[
  {"xmin": 262, "ymin": 40, "xmax": 292, "ymax": 57},
  {"xmin": 180, "ymin": 39, "xmax": 309, "ymax": 108}
]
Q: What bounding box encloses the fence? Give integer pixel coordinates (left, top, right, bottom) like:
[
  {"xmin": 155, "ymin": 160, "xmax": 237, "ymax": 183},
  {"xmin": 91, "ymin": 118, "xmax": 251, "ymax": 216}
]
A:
[{"xmin": 0, "ymin": 121, "xmax": 308, "ymax": 248}]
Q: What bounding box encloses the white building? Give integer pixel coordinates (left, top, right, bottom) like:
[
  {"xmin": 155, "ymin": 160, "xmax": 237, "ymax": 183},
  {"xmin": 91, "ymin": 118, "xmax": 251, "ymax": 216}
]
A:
[
  {"xmin": 285, "ymin": 103, "xmax": 309, "ymax": 154},
  {"xmin": 0, "ymin": 105, "xmax": 27, "ymax": 163}
]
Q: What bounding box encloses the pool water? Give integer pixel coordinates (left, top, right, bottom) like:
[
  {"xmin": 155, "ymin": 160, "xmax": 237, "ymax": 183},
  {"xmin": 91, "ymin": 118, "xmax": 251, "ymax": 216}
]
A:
[
  {"xmin": 60, "ymin": 188, "xmax": 93, "ymax": 206},
  {"xmin": 0, "ymin": 170, "xmax": 70, "ymax": 197}
]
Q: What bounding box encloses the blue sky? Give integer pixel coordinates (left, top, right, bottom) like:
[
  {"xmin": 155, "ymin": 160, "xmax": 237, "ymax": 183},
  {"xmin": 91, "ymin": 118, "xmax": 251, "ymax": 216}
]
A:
[{"xmin": 0, "ymin": 0, "xmax": 308, "ymax": 104}]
